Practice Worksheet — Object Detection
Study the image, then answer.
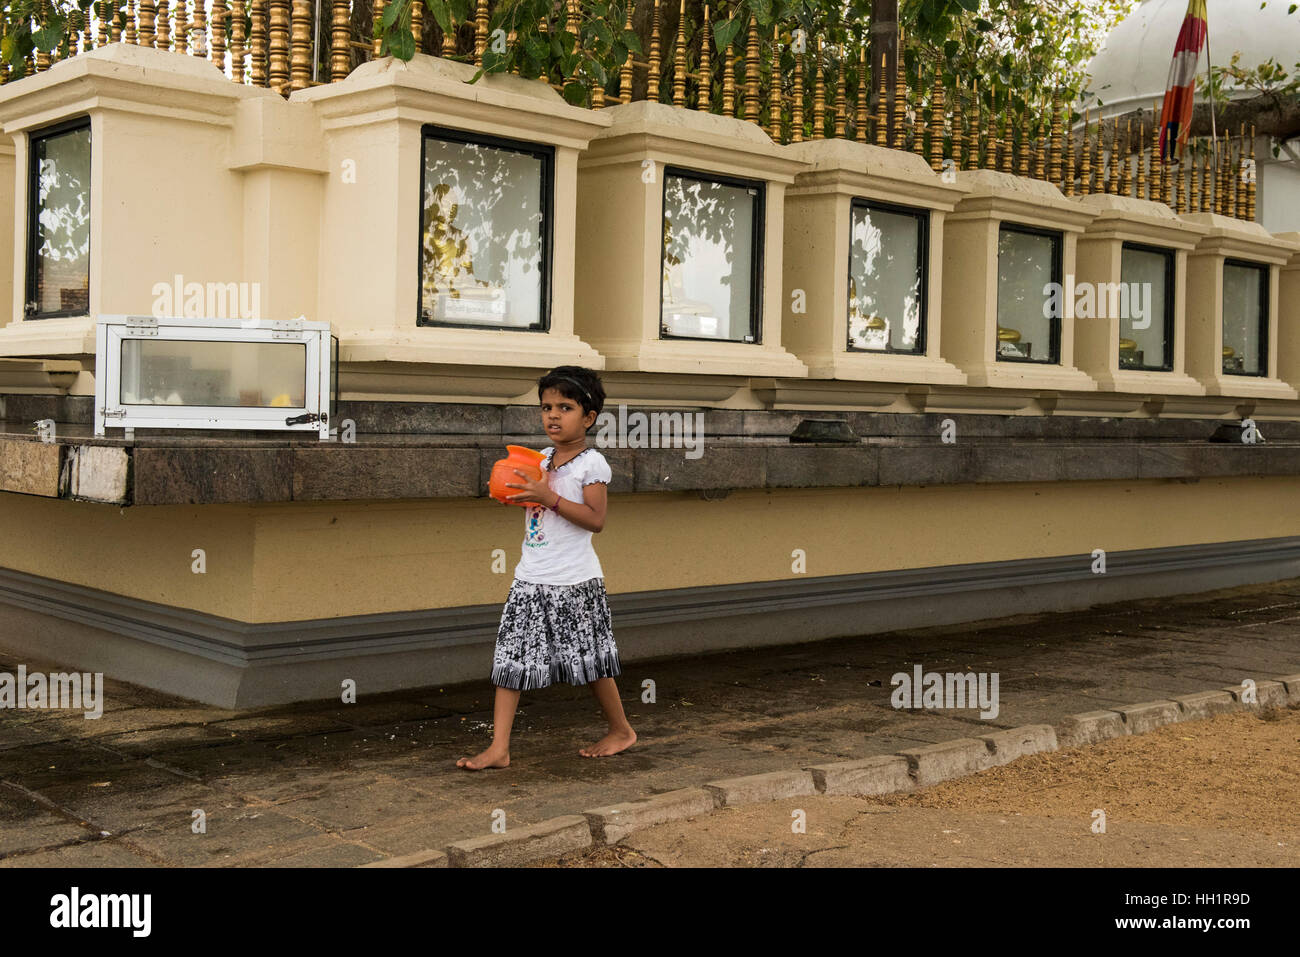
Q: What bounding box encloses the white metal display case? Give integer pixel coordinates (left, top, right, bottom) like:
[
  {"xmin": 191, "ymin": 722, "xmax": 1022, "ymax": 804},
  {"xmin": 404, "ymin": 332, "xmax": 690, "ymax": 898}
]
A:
[{"xmin": 94, "ymin": 315, "xmax": 334, "ymax": 440}]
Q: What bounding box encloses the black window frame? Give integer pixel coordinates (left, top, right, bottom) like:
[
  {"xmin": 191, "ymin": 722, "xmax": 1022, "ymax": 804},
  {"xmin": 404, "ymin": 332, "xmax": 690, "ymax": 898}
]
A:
[
  {"xmin": 25, "ymin": 116, "xmax": 92, "ymax": 320},
  {"xmin": 659, "ymin": 165, "xmax": 765, "ymax": 345},
  {"xmin": 1118, "ymin": 240, "xmax": 1176, "ymax": 373},
  {"xmin": 1221, "ymin": 258, "xmax": 1270, "ymax": 377},
  {"xmin": 996, "ymin": 221, "xmax": 1062, "ymax": 365},
  {"xmin": 845, "ymin": 197, "xmax": 930, "ymax": 355},
  {"xmin": 417, "ymin": 124, "xmax": 555, "ymax": 333}
]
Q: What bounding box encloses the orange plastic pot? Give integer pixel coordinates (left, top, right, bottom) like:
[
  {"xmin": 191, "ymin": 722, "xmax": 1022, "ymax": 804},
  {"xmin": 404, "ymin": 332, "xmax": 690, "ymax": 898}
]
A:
[{"xmin": 489, "ymin": 445, "xmax": 547, "ymax": 507}]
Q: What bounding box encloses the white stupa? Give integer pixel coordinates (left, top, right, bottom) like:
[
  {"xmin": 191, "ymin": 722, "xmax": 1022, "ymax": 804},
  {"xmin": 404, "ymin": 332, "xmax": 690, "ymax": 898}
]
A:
[{"xmin": 1081, "ymin": 0, "xmax": 1300, "ymax": 231}]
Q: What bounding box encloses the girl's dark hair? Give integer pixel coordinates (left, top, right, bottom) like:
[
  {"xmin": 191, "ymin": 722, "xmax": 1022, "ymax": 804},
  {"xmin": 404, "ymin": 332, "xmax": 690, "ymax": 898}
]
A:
[{"xmin": 538, "ymin": 366, "xmax": 605, "ymax": 419}]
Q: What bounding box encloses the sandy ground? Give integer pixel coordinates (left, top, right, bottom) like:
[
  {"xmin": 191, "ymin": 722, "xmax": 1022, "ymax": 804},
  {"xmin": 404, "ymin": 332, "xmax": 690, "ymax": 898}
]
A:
[{"xmin": 541, "ymin": 707, "xmax": 1300, "ymax": 867}]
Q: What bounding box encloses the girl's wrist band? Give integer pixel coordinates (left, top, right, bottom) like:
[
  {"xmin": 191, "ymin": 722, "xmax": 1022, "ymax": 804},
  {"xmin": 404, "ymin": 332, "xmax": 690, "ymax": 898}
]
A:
[{"xmin": 549, "ymin": 495, "xmax": 561, "ymax": 513}]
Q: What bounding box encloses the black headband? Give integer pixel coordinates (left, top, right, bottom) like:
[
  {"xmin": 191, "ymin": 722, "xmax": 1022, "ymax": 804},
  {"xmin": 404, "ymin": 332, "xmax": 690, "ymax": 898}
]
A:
[{"xmin": 552, "ymin": 374, "xmax": 594, "ymax": 408}]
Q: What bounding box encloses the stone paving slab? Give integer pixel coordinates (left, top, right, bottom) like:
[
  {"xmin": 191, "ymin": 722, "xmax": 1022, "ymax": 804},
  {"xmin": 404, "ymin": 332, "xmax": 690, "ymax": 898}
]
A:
[{"xmin": 0, "ymin": 577, "xmax": 1297, "ymax": 866}]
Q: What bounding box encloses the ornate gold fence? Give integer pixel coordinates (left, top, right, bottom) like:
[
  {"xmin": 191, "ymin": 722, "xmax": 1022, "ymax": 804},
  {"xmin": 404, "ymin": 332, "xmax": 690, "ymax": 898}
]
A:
[{"xmin": 3, "ymin": 0, "xmax": 1258, "ymax": 220}]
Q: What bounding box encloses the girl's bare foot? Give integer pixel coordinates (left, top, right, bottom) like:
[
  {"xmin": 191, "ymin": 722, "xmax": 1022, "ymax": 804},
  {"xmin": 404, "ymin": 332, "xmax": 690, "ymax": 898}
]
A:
[
  {"xmin": 579, "ymin": 728, "xmax": 636, "ymax": 757},
  {"xmin": 457, "ymin": 743, "xmax": 510, "ymax": 770}
]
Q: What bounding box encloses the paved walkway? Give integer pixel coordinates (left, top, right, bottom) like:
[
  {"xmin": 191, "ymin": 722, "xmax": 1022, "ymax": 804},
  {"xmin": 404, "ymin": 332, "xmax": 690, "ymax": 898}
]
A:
[{"xmin": 2, "ymin": 578, "xmax": 1299, "ymax": 866}]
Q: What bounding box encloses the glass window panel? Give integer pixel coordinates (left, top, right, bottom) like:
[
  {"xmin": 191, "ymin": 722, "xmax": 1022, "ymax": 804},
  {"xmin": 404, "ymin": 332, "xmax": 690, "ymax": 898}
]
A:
[
  {"xmin": 996, "ymin": 227, "xmax": 1059, "ymax": 363},
  {"xmin": 420, "ymin": 132, "xmax": 547, "ymax": 329},
  {"xmin": 1119, "ymin": 244, "xmax": 1172, "ymax": 370},
  {"xmin": 661, "ymin": 172, "xmax": 760, "ymax": 342},
  {"xmin": 1222, "ymin": 261, "xmax": 1267, "ymax": 375},
  {"xmin": 120, "ymin": 339, "xmax": 307, "ymax": 408},
  {"xmin": 29, "ymin": 124, "xmax": 91, "ymax": 317},
  {"xmin": 848, "ymin": 202, "xmax": 925, "ymax": 353}
]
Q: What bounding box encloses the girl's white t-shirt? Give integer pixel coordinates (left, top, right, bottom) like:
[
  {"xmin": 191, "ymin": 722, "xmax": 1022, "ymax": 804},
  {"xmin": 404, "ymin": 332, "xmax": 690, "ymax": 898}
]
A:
[{"xmin": 513, "ymin": 446, "xmax": 612, "ymax": 585}]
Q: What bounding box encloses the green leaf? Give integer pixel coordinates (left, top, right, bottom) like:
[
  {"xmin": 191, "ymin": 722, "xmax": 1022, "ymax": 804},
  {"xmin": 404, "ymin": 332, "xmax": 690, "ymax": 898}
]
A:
[
  {"xmin": 591, "ymin": 20, "xmax": 613, "ymax": 47},
  {"xmin": 714, "ymin": 17, "xmax": 742, "ymax": 51},
  {"xmin": 381, "ymin": 0, "xmax": 404, "ymax": 31},
  {"xmin": 32, "ymin": 25, "xmax": 63, "ymax": 54},
  {"xmin": 389, "ymin": 26, "xmax": 416, "ymax": 60},
  {"xmin": 426, "ymin": 0, "xmax": 452, "ymax": 34},
  {"xmin": 975, "ymin": 17, "xmax": 993, "ymax": 31},
  {"xmin": 562, "ymin": 80, "xmax": 588, "ymax": 105}
]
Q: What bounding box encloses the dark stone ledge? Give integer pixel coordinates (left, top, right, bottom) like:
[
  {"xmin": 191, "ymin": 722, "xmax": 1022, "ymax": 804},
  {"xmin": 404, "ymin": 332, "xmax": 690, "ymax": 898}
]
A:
[{"xmin": 0, "ymin": 431, "xmax": 1296, "ymax": 506}]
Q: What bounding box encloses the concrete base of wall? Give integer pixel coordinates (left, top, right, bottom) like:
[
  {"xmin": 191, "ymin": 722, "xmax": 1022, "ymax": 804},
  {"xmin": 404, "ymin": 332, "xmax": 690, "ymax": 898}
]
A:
[{"xmin": 1, "ymin": 536, "xmax": 1297, "ymax": 708}]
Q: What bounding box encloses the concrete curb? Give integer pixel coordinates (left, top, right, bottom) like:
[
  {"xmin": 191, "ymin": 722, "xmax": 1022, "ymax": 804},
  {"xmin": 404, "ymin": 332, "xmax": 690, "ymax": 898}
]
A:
[{"xmin": 374, "ymin": 676, "xmax": 1298, "ymax": 867}]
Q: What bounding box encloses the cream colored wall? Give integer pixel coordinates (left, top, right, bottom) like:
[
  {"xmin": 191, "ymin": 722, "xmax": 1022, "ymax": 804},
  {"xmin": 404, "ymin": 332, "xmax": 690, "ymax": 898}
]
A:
[
  {"xmin": 573, "ymin": 160, "xmax": 656, "ymax": 346},
  {"xmin": 940, "ymin": 217, "xmax": 997, "ymax": 368},
  {"xmin": 1072, "ymin": 236, "xmax": 1118, "ymax": 370},
  {"xmin": 780, "ymin": 191, "xmax": 841, "ymax": 356},
  {"xmin": 6, "ymin": 477, "xmax": 1300, "ymax": 624},
  {"xmin": 0, "ymin": 139, "xmax": 13, "ymax": 327}
]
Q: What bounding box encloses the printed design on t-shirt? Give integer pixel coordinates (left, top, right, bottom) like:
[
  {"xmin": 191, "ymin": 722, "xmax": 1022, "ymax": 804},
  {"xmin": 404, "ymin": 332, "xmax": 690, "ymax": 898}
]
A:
[{"xmin": 524, "ymin": 502, "xmax": 547, "ymax": 547}]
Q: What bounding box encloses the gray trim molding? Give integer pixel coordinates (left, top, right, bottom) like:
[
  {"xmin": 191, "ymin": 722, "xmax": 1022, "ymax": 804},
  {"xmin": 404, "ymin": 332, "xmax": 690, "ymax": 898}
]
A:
[{"xmin": 2, "ymin": 535, "xmax": 1300, "ymax": 709}]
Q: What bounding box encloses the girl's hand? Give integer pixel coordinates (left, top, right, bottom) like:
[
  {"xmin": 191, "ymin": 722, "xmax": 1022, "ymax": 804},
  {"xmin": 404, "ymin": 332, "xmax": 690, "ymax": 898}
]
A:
[{"xmin": 504, "ymin": 469, "xmax": 555, "ymax": 506}]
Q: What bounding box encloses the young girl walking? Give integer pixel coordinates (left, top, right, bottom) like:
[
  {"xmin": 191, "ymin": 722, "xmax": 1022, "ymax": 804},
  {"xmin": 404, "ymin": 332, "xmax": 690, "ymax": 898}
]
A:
[{"xmin": 457, "ymin": 365, "xmax": 636, "ymax": 770}]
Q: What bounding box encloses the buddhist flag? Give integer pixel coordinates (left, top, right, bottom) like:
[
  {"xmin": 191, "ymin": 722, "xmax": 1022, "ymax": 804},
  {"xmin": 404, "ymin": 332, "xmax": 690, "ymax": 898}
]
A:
[{"xmin": 1157, "ymin": 0, "xmax": 1209, "ymax": 163}]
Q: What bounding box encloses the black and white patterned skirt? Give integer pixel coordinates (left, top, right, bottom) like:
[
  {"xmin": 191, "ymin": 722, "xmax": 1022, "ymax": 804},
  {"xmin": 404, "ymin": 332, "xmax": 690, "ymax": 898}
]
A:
[{"xmin": 491, "ymin": 577, "xmax": 622, "ymax": 691}]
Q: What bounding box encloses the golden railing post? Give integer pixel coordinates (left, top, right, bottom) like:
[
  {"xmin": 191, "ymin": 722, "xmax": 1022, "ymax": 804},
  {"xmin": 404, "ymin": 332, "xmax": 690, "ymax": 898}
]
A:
[
  {"xmin": 212, "ymin": 0, "xmax": 228, "ymax": 68},
  {"xmin": 81, "ymin": 8, "xmax": 93, "ymax": 51},
  {"xmin": 475, "ymin": 0, "xmax": 488, "ymax": 65},
  {"xmin": 854, "ymin": 43, "xmax": 868, "ymax": 144},
  {"xmin": 791, "ymin": 44, "xmax": 803, "ymax": 141},
  {"xmin": 1016, "ymin": 110, "xmax": 1029, "ymax": 177},
  {"xmin": 1227, "ymin": 131, "xmax": 1237, "ymax": 217},
  {"xmin": 1136, "ymin": 117, "xmax": 1148, "ymax": 199},
  {"xmin": 232, "ymin": 0, "xmax": 248, "ymax": 81},
  {"xmin": 996, "ymin": 114, "xmax": 1009, "ymax": 173},
  {"xmin": 809, "ymin": 37, "xmax": 822, "ymax": 138},
  {"xmin": 251, "ymin": 0, "xmax": 269, "ymax": 86},
  {"xmin": 928, "ymin": 73, "xmax": 943, "ymax": 172},
  {"xmin": 910, "ymin": 76, "xmax": 924, "ymax": 158},
  {"xmin": 890, "ymin": 40, "xmax": 904, "ymax": 150},
  {"xmin": 1033, "ymin": 107, "xmax": 1046, "ymax": 180},
  {"xmin": 191, "ymin": 0, "xmax": 206, "ymax": 55},
  {"xmin": 269, "ymin": 0, "xmax": 289, "ymax": 91},
  {"xmin": 696, "ymin": 6, "xmax": 712, "ymax": 111},
  {"xmin": 769, "ymin": 27, "xmax": 782, "ymax": 141},
  {"xmin": 833, "ymin": 45, "xmax": 846, "ymax": 139},
  {"xmin": 672, "ymin": 0, "xmax": 687, "ymax": 106},
  {"xmin": 873, "ymin": 51, "xmax": 886, "ymax": 147},
  {"xmin": 412, "ymin": 0, "xmax": 423, "ymax": 48},
  {"xmin": 1079, "ymin": 112, "xmax": 1092, "ymax": 192},
  {"xmin": 442, "ymin": 6, "xmax": 458, "ymax": 55},
  {"xmin": 124, "ymin": 0, "xmax": 138, "ymax": 46},
  {"xmin": 1247, "ymin": 125, "xmax": 1257, "ymax": 221},
  {"xmin": 1049, "ymin": 92, "xmax": 1062, "ymax": 186},
  {"xmin": 290, "ymin": 0, "xmax": 310, "ymax": 89},
  {"xmin": 746, "ymin": 17, "xmax": 761, "ymax": 125},
  {"xmin": 373, "ymin": 0, "xmax": 385, "ymax": 55},
  {"xmin": 157, "ymin": 0, "xmax": 170, "ymax": 48},
  {"xmin": 1188, "ymin": 140, "xmax": 1199, "ymax": 212},
  {"xmin": 97, "ymin": 0, "xmax": 110, "ymax": 46},
  {"xmin": 175, "ymin": 0, "xmax": 189, "ymax": 53},
  {"xmin": 1119, "ymin": 119, "xmax": 1132, "ymax": 196},
  {"xmin": 648, "ymin": 0, "xmax": 661, "ymax": 103},
  {"xmin": 139, "ymin": 0, "xmax": 155, "ymax": 47},
  {"xmin": 1198, "ymin": 142, "xmax": 1209, "ymax": 212},
  {"xmin": 1063, "ymin": 117, "xmax": 1074, "ymax": 195},
  {"xmin": 328, "ymin": 0, "xmax": 349, "ymax": 80},
  {"xmin": 722, "ymin": 22, "xmax": 736, "ymax": 116},
  {"xmin": 619, "ymin": 3, "xmax": 634, "ymax": 103}
]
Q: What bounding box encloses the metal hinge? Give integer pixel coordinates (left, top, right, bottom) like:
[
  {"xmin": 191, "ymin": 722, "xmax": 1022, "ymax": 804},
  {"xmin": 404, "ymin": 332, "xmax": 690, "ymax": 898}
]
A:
[
  {"xmin": 102, "ymin": 409, "xmax": 126, "ymax": 418},
  {"xmin": 271, "ymin": 319, "xmax": 304, "ymax": 339},
  {"xmin": 126, "ymin": 315, "xmax": 159, "ymax": 335}
]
